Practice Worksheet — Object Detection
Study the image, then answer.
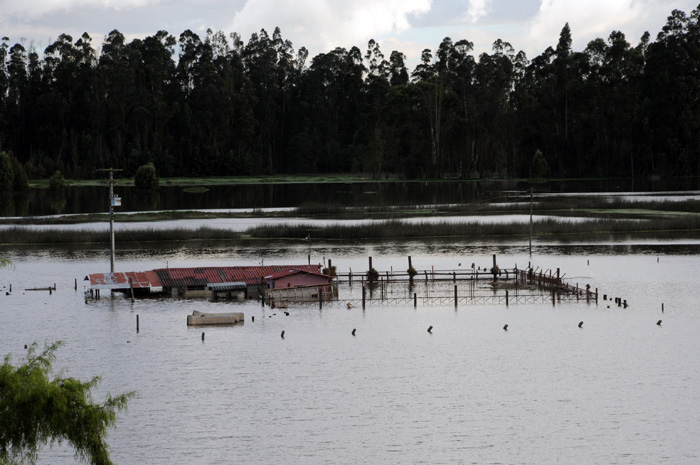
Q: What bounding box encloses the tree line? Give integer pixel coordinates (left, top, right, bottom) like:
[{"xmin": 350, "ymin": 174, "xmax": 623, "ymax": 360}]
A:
[{"xmin": 1, "ymin": 4, "xmax": 699, "ymax": 183}]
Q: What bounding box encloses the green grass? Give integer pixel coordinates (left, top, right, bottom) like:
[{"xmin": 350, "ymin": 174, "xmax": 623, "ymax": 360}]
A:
[
  {"xmin": 29, "ymin": 174, "xmax": 382, "ymax": 188},
  {"xmin": 28, "ymin": 174, "xmax": 610, "ymax": 189},
  {"xmin": 182, "ymin": 187, "xmax": 210, "ymax": 194}
]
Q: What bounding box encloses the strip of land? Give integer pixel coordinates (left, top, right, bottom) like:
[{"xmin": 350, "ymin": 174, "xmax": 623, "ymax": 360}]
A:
[{"xmin": 2, "ymin": 215, "xmax": 700, "ymax": 246}]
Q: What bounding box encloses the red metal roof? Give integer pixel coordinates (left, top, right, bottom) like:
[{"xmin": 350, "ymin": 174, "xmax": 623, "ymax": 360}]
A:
[
  {"xmin": 153, "ymin": 265, "xmax": 322, "ymax": 287},
  {"xmin": 89, "ymin": 271, "xmax": 162, "ymax": 290}
]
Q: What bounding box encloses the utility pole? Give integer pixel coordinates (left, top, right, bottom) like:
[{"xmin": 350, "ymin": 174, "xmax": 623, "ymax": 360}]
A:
[
  {"xmin": 529, "ymin": 187, "xmax": 533, "ymax": 256},
  {"xmin": 97, "ymin": 169, "xmax": 122, "ymax": 274}
]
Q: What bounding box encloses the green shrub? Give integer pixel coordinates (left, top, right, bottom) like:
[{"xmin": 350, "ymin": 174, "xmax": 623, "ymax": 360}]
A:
[
  {"xmin": 530, "ymin": 149, "xmax": 548, "ymax": 179},
  {"xmin": 48, "ymin": 171, "xmax": 66, "ymax": 191},
  {"xmin": 323, "ymin": 265, "xmax": 337, "ymax": 276},
  {"xmin": 0, "ymin": 341, "xmax": 135, "ymax": 465},
  {"xmin": 134, "ymin": 163, "xmax": 159, "ymax": 190},
  {"xmin": 367, "ymin": 267, "xmax": 379, "ymax": 282}
]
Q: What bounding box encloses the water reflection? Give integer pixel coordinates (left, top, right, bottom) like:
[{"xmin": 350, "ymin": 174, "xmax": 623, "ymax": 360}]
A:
[{"xmin": 7, "ymin": 178, "xmax": 700, "ymax": 217}]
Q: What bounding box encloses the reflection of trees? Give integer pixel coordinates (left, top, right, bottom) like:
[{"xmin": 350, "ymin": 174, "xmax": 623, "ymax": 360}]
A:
[
  {"xmin": 13, "ymin": 193, "xmax": 30, "ymax": 216},
  {"xmin": 144, "ymin": 191, "xmax": 161, "ymax": 211},
  {"xmin": 0, "ymin": 192, "xmax": 33, "ymax": 217},
  {"xmin": 49, "ymin": 192, "xmax": 67, "ymax": 214},
  {"xmin": 0, "ymin": 194, "xmax": 14, "ymax": 217}
]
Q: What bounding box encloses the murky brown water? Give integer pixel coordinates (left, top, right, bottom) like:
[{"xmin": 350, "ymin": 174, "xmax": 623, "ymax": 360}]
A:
[{"xmin": 1, "ymin": 239, "xmax": 699, "ymax": 464}]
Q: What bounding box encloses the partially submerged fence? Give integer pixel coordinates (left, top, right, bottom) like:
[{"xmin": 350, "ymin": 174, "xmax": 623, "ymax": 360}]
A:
[{"xmin": 265, "ymin": 257, "xmax": 599, "ymax": 309}]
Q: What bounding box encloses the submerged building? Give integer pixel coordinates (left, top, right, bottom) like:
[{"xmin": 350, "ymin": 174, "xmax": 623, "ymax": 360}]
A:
[{"xmin": 88, "ymin": 264, "xmax": 332, "ymax": 300}]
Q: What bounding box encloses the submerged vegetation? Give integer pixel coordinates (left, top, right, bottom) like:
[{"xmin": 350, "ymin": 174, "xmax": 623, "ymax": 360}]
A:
[{"xmin": 2, "ymin": 214, "xmax": 700, "ymax": 246}]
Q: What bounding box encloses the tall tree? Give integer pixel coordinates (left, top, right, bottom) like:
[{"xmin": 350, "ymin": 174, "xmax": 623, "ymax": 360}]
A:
[{"xmin": 645, "ymin": 6, "xmax": 700, "ymax": 176}]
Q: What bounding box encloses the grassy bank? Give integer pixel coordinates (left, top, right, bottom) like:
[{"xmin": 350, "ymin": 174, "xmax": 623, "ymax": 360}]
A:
[
  {"xmin": 246, "ymin": 216, "xmax": 700, "ymax": 241},
  {"xmin": 0, "ymin": 226, "xmax": 242, "ymax": 245},
  {"xmin": 3, "ymin": 215, "xmax": 700, "ymax": 246},
  {"xmin": 29, "ymin": 173, "xmax": 590, "ymax": 189},
  {"xmin": 28, "ymin": 174, "xmax": 398, "ymax": 188}
]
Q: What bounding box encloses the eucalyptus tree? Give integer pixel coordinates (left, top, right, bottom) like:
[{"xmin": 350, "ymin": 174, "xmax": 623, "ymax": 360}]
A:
[
  {"xmin": 362, "ymin": 39, "xmax": 391, "ymax": 178},
  {"xmin": 134, "ymin": 31, "xmax": 177, "ymax": 174},
  {"xmin": 272, "ymin": 27, "xmax": 306, "ymax": 174},
  {"xmin": 0, "ymin": 37, "xmax": 8, "ymax": 151},
  {"xmin": 382, "ymin": 80, "xmax": 432, "ymax": 178},
  {"xmin": 175, "ymin": 28, "xmax": 214, "ymax": 175},
  {"xmin": 298, "ymin": 46, "xmax": 365, "ymax": 172},
  {"xmin": 240, "ymin": 28, "xmax": 295, "ymax": 174},
  {"xmin": 598, "ymin": 31, "xmax": 646, "ymax": 177},
  {"xmin": 472, "ymin": 40, "xmax": 516, "ymax": 176},
  {"xmin": 644, "ymin": 5, "xmax": 700, "ymax": 176},
  {"xmin": 98, "ymin": 29, "xmax": 132, "ymax": 169},
  {"xmin": 409, "ymin": 47, "xmax": 446, "ymax": 177},
  {"xmin": 4, "ymin": 43, "xmax": 28, "ymax": 162},
  {"xmin": 42, "ymin": 34, "xmax": 92, "ymax": 176},
  {"xmin": 388, "ymin": 50, "xmax": 409, "ymax": 87},
  {"xmin": 435, "ymin": 37, "xmax": 477, "ymax": 177}
]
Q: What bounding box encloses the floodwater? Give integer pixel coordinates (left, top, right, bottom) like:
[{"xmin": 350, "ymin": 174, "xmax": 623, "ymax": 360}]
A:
[
  {"xmin": 3, "ymin": 176, "xmax": 700, "ymax": 217},
  {"xmin": 1, "ymin": 239, "xmax": 700, "ymax": 464}
]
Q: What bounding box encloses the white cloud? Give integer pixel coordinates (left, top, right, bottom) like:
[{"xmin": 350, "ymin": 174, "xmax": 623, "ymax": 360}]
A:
[
  {"xmin": 1, "ymin": 0, "xmax": 160, "ymax": 18},
  {"xmin": 526, "ymin": 0, "xmax": 698, "ymax": 54},
  {"xmin": 466, "ymin": 0, "xmax": 491, "ymax": 23},
  {"xmin": 229, "ymin": 0, "xmax": 431, "ymax": 54}
]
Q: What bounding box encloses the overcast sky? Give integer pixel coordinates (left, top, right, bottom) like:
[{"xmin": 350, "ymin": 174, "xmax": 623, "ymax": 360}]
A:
[{"xmin": 1, "ymin": 0, "xmax": 698, "ymax": 66}]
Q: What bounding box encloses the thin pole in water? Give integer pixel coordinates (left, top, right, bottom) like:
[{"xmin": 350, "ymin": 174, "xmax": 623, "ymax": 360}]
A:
[{"xmin": 529, "ymin": 187, "xmax": 533, "ymax": 256}]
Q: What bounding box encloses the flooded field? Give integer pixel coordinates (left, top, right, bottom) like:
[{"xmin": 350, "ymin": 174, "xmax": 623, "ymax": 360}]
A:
[
  {"xmin": 2, "ymin": 179, "xmax": 700, "ymax": 463},
  {"xmin": 1, "ymin": 239, "xmax": 700, "ymax": 464}
]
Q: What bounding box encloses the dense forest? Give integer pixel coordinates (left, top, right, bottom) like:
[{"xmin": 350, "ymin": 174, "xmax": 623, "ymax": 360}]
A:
[{"xmin": 1, "ymin": 4, "xmax": 699, "ymax": 182}]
